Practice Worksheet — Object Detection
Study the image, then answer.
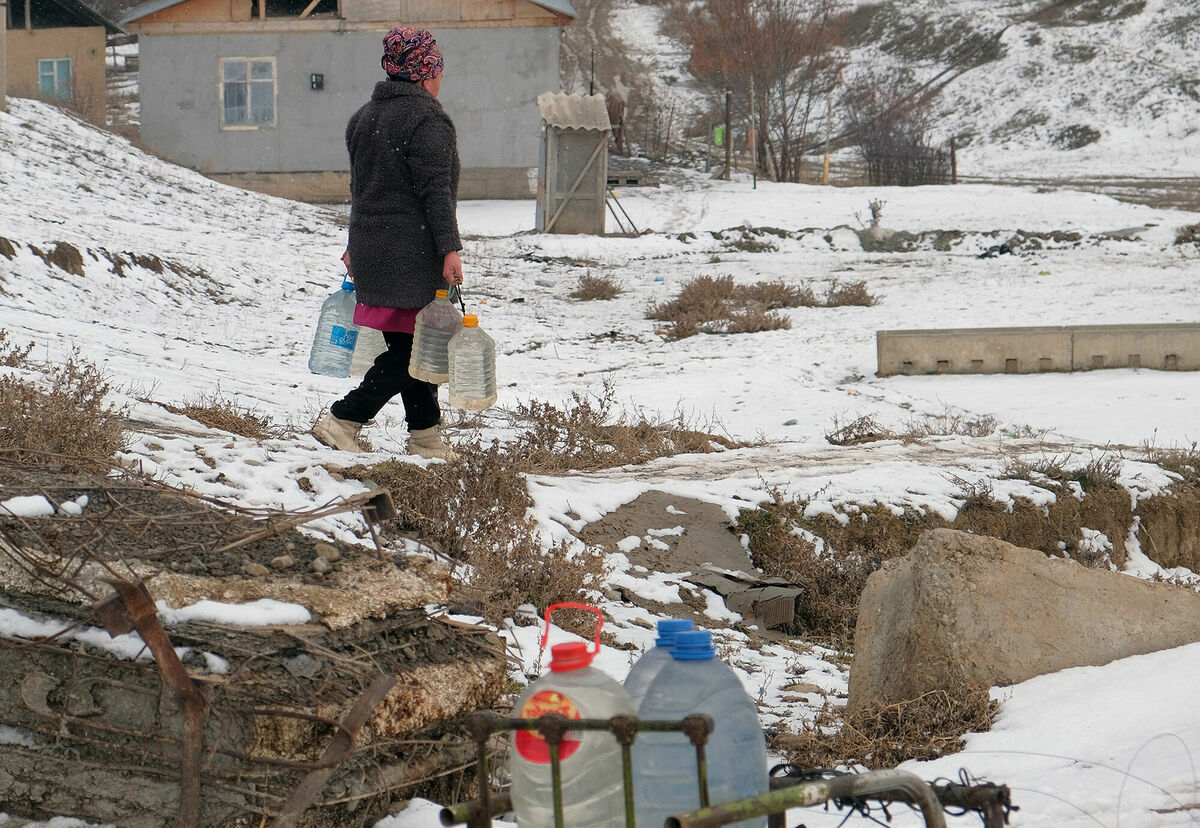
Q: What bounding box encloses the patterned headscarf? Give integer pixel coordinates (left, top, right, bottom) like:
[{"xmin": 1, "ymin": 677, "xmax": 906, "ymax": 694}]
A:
[{"xmin": 381, "ymin": 27, "xmax": 444, "ymax": 82}]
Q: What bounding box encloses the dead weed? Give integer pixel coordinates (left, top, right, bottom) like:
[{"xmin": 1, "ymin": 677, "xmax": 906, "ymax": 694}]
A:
[
  {"xmin": 778, "ymin": 678, "xmax": 998, "ymax": 769},
  {"xmin": 570, "ymin": 272, "xmax": 624, "ymax": 301},
  {"xmin": 159, "ymin": 392, "xmax": 293, "ymax": 439},
  {"xmin": 344, "ymin": 443, "xmax": 607, "ymax": 620},
  {"xmin": 507, "ymin": 381, "xmax": 741, "ymax": 473},
  {"xmin": 0, "ymin": 350, "xmax": 126, "ymax": 471}
]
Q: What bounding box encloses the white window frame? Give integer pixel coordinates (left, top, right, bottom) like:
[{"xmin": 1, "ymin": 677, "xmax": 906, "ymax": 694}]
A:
[
  {"xmin": 218, "ymin": 56, "xmax": 278, "ymax": 130},
  {"xmin": 37, "ymin": 57, "xmax": 73, "ymax": 102}
]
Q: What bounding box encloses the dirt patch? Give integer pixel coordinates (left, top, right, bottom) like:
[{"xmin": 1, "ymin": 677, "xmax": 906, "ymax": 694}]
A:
[{"xmin": 576, "ymin": 491, "xmax": 754, "ymax": 575}]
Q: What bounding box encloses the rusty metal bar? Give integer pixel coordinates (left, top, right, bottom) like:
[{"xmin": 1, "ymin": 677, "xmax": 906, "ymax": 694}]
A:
[
  {"xmin": 105, "ymin": 579, "xmax": 207, "ymax": 828},
  {"xmin": 439, "ymin": 793, "xmax": 512, "ymax": 827},
  {"xmin": 609, "ymin": 715, "xmax": 639, "ymax": 828},
  {"xmin": 270, "ymin": 673, "xmax": 397, "ymax": 828},
  {"xmin": 665, "ymin": 769, "xmax": 948, "ymax": 828},
  {"xmin": 464, "ymin": 711, "xmax": 494, "ymax": 828}
]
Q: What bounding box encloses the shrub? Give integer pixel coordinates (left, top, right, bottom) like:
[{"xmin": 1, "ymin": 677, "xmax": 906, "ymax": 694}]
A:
[
  {"xmin": 0, "ymin": 330, "xmax": 34, "ymax": 368},
  {"xmin": 508, "ymin": 380, "xmax": 738, "ymax": 473},
  {"xmin": 648, "ymin": 275, "xmax": 805, "ymax": 340},
  {"xmin": 345, "ymin": 444, "xmax": 607, "ymax": 620},
  {"xmin": 570, "ymin": 272, "xmax": 624, "ymax": 301},
  {"xmin": 901, "ymin": 408, "xmax": 998, "ymax": 438},
  {"xmin": 823, "ymin": 278, "xmax": 877, "ymax": 307},
  {"xmin": 825, "ymin": 414, "xmax": 895, "ymax": 446},
  {"xmin": 0, "ymin": 350, "xmax": 126, "ymax": 471},
  {"xmin": 777, "ymin": 678, "xmax": 998, "ymax": 769}
]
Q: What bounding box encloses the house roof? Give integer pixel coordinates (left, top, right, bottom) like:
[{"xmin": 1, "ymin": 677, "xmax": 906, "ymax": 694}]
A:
[
  {"xmin": 35, "ymin": 0, "xmax": 123, "ymax": 31},
  {"xmin": 537, "ymin": 92, "xmax": 611, "ymax": 131},
  {"xmin": 529, "ymin": 0, "xmax": 577, "ymax": 17},
  {"xmin": 120, "ymin": 0, "xmax": 576, "ymax": 24}
]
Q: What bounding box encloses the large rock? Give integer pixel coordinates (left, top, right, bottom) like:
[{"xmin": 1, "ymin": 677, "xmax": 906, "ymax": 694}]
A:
[{"xmin": 849, "ymin": 528, "xmax": 1200, "ymax": 713}]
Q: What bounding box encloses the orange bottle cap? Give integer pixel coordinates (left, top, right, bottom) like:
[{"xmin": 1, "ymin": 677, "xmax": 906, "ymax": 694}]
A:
[
  {"xmin": 463, "ymin": 315, "xmax": 479, "ymax": 327},
  {"xmin": 435, "ymin": 289, "xmax": 449, "ymax": 298}
]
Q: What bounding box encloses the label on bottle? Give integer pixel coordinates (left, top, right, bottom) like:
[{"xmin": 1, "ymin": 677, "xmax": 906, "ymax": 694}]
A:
[
  {"xmin": 515, "ymin": 690, "xmax": 582, "ymax": 763},
  {"xmin": 329, "ymin": 325, "xmax": 358, "ymax": 350}
]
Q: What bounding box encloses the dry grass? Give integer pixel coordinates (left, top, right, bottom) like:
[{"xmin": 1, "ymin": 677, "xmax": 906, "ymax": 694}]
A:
[
  {"xmin": 648, "ymin": 275, "xmax": 875, "ymax": 340},
  {"xmin": 1, "ymin": 330, "xmax": 34, "ymax": 368},
  {"xmin": 0, "ymin": 237, "xmax": 17, "ymax": 260},
  {"xmin": 0, "ymin": 348, "xmax": 127, "ymax": 471},
  {"xmin": 823, "ymin": 278, "xmax": 877, "ymax": 307},
  {"xmin": 1003, "ymin": 451, "xmax": 1123, "ymax": 493},
  {"xmin": 901, "ymin": 408, "xmax": 999, "ymax": 438},
  {"xmin": 647, "ymin": 275, "xmax": 794, "ymax": 340},
  {"xmin": 1141, "ymin": 440, "xmax": 1200, "ymax": 485},
  {"xmin": 158, "ymin": 392, "xmax": 293, "ymax": 440},
  {"xmin": 570, "ymin": 272, "xmax": 624, "ymax": 301},
  {"xmin": 29, "ymin": 242, "xmax": 85, "ymax": 276},
  {"xmin": 778, "ymin": 678, "xmax": 998, "ymax": 769},
  {"xmin": 506, "ymin": 381, "xmax": 741, "ymax": 474},
  {"xmin": 344, "ymin": 443, "xmax": 608, "ymax": 620}
]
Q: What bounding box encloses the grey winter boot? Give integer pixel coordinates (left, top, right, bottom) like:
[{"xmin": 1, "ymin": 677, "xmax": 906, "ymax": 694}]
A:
[
  {"xmin": 408, "ymin": 426, "xmax": 458, "ymax": 461},
  {"xmin": 312, "ymin": 412, "xmax": 366, "ymax": 453}
]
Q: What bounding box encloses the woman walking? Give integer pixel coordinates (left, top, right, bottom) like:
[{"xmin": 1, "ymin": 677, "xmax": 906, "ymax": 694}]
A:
[{"xmin": 312, "ymin": 27, "xmax": 462, "ymax": 460}]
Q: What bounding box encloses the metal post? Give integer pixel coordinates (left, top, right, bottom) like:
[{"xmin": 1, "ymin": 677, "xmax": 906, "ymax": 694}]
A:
[
  {"xmin": 950, "ymin": 137, "xmax": 958, "ymax": 184},
  {"xmin": 0, "ymin": 0, "xmax": 7, "ymax": 113},
  {"xmin": 723, "ymin": 89, "xmax": 732, "ymax": 181},
  {"xmin": 823, "ymin": 89, "xmax": 832, "ymax": 185}
]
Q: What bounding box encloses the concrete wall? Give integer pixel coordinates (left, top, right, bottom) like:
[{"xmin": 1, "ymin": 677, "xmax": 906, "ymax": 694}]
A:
[
  {"xmin": 139, "ymin": 25, "xmax": 559, "ymax": 198},
  {"xmin": 877, "ymin": 323, "xmax": 1200, "ymax": 376},
  {"xmin": 4, "ymin": 26, "xmax": 105, "ymax": 124}
]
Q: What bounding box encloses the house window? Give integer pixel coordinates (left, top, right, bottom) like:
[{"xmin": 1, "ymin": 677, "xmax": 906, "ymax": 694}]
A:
[
  {"xmin": 219, "ymin": 57, "xmax": 276, "ymax": 128},
  {"xmin": 37, "ymin": 58, "xmax": 73, "ymax": 102}
]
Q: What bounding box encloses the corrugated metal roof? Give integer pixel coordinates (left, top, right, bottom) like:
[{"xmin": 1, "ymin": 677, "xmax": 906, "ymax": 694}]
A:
[
  {"xmin": 537, "ymin": 93, "xmax": 611, "ymax": 131},
  {"xmin": 529, "ymin": 0, "xmax": 577, "ymax": 18},
  {"xmin": 117, "ymin": 0, "xmax": 184, "ymax": 24}
]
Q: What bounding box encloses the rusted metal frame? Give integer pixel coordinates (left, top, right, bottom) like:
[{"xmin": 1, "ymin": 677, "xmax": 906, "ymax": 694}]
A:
[
  {"xmin": 442, "ymin": 713, "xmax": 716, "ymax": 828},
  {"xmin": 269, "ymin": 673, "xmax": 397, "ymax": 828},
  {"xmin": 105, "ymin": 578, "xmax": 209, "ymax": 828},
  {"xmin": 666, "ymin": 768, "xmax": 948, "ymax": 828}
]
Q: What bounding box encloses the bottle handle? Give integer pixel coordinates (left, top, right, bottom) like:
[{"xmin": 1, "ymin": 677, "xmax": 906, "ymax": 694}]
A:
[{"xmin": 540, "ymin": 602, "xmax": 604, "ymax": 659}]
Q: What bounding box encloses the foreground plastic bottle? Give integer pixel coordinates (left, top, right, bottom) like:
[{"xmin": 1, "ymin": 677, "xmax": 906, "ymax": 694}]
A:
[
  {"xmin": 623, "ymin": 618, "xmax": 694, "ymax": 709},
  {"xmin": 447, "ymin": 314, "xmax": 497, "ymax": 409},
  {"xmin": 349, "ymin": 325, "xmax": 388, "ymax": 377},
  {"xmin": 509, "ymin": 603, "xmax": 635, "ymax": 828},
  {"xmin": 408, "ymin": 289, "xmax": 462, "ymax": 384},
  {"xmin": 308, "ymin": 277, "xmax": 359, "ymax": 378},
  {"xmin": 633, "ymin": 630, "xmax": 768, "ymax": 828}
]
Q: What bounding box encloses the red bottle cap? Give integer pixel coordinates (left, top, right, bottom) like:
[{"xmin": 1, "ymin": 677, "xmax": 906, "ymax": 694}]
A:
[{"xmin": 548, "ymin": 641, "xmax": 593, "ymax": 672}]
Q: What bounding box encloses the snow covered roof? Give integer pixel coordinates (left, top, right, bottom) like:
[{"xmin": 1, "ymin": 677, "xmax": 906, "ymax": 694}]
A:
[
  {"xmin": 537, "ymin": 93, "xmax": 611, "ymax": 131},
  {"xmin": 529, "ymin": 0, "xmax": 576, "ymax": 17}
]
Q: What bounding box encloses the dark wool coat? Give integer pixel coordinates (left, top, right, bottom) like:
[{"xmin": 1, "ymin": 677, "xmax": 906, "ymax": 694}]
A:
[{"xmin": 345, "ymin": 80, "xmax": 462, "ymax": 309}]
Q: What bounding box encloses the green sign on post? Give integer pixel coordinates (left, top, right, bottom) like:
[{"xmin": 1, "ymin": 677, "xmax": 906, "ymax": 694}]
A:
[{"xmin": 713, "ymin": 125, "xmax": 726, "ymax": 147}]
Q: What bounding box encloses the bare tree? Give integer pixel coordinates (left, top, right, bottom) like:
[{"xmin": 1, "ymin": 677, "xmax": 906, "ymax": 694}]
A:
[
  {"xmin": 668, "ymin": 0, "xmax": 846, "ymax": 182},
  {"xmin": 842, "ymin": 72, "xmax": 950, "ymax": 186}
]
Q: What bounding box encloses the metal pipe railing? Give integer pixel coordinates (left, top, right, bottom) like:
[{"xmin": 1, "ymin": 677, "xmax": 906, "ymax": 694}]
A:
[{"xmin": 665, "ymin": 768, "xmax": 948, "ymax": 828}]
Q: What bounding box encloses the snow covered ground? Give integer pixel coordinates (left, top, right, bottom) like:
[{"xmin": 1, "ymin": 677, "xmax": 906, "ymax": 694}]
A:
[{"xmin": 2, "ymin": 95, "xmax": 1200, "ymax": 826}]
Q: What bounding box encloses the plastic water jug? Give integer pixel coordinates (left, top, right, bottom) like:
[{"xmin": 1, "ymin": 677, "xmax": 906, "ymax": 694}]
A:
[
  {"xmin": 623, "ymin": 618, "xmax": 694, "ymax": 709},
  {"xmin": 509, "ymin": 603, "xmax": 635, "ymax": 828},
  {"xmin": 408, "ymin": 289, "xmax": 462, "ymax": 384},
  {"xmin": 308, "ymin": 278, "xmax": 359, "ymax": 378},
  {"xmin": 447, "ymin": 315, "xmax": 497, "ymax": 410},
  {"xmin": 633, "ymin": 630, "xmax": 768, "ymax": 828},
  {"xmin": 349, "ymin": 326, "xmax": 388, "ymax": 377}
]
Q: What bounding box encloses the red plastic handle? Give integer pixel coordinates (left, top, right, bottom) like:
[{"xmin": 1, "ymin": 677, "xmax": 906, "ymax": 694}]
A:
[{"xmin": 540, "ymin": 602, "xmax": 604, "ymax": 658}]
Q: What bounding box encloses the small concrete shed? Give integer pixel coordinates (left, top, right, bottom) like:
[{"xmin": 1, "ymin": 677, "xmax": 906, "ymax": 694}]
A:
[{"xmin": 536, "ymin": 91, "xmax": 611, "ymax": 234}]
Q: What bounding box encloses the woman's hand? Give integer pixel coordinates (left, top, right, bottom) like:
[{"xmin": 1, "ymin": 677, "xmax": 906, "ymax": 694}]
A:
[{"xmin": 443, "ymin": 250, "xmax": 463, "ymax": 286}]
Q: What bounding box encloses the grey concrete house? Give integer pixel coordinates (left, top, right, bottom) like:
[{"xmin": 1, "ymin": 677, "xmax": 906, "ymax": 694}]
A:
[{"xmin": 119, "ymin": 0, "xmax": 577, "ymax": 200}]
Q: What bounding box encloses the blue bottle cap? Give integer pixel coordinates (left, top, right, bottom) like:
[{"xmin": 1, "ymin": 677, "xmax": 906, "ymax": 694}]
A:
[
  {"xmin": 341, "ymin": 278, "xmax": 355, "ymax": 291},
  {"xmin": 670, "ymin": 630, "xmax": 715, "ymax": 660},
  {"xmin": 655, "ymin": 618, "xmax": 694, "ymax": 648}
]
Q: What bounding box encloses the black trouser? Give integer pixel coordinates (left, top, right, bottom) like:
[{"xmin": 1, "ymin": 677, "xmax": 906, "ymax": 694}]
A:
[{"xmin": 330, "ymin": 331, "xmax": 440, "ymax": 431}]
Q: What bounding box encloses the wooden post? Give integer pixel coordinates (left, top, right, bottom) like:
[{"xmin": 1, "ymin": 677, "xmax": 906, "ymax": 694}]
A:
[
  {"xmin": 749, "ymin": 77, "xmax": 757, "ymax": 189},
  {"xmin": 724, "ymin": 89, "xmax": 731, "ymax": 181},
  {"xmin": 950, "ymin": 137, "xmax": 958, "ymax": 184},
  {"xmin": 823, "ymin": 89, "xmax": 832, "ymax": 184}
]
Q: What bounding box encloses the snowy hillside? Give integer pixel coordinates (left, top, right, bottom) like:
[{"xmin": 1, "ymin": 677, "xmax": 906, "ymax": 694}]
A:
[
  {"xmin": 571, "ymin": 0, "xmax": 1200, "ymax": 180},
  {"xmin": 4, "ymin": 96, "xmax": 1200, "ymax": 827}
]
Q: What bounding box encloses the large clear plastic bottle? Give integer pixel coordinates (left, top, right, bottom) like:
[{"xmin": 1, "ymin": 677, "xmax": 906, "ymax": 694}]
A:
[
  {"xmin": 633, "ymin": 630, "xmax": 768, "ymax": 828},
  {"xmin": 349, "ymin": 326, "xmax": 388, "ymax": 377},
  {"xmin": 623, "ymin": 618, "xmax": 694, "ymax": 709},
  {"xmin": 308, "ymin": 278, "xmax": 360, "ymax": 378},
  {"xmin": 447, "ymin": 314, "xmax": 497, "ymax": 410},
  {"xmin": 509, "ymin": 604, "xmax": 635, "ymax": 828},
  {"xmin": 408, "ymin": 289, "xmax": 462, "ymax": 384}
]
